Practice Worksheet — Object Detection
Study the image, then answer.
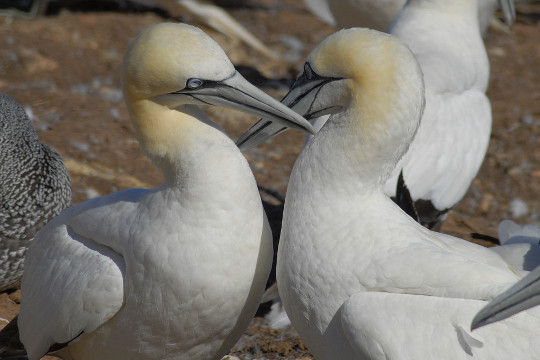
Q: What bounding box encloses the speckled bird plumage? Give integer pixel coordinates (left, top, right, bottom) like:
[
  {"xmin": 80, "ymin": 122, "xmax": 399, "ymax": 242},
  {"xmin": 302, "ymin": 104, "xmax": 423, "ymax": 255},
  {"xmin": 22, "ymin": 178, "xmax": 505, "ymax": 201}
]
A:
[{"xmin": 0, "ymin": 93, "xmax": 71, "ymax": 291}]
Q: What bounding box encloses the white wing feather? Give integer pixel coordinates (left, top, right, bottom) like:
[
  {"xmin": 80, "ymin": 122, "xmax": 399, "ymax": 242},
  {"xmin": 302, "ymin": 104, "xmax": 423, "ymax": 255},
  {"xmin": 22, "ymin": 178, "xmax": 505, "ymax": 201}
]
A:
[
  {"xmin": 385, "ymin": 91, "xmax": 491, "ymax": 210},
  {"xmin": 341, "ymin": 292, "xmax": 540, "ymax": 359},
  {"xmin": 17, "ymin": 190, "xmax": 145, "ymax": 359}
]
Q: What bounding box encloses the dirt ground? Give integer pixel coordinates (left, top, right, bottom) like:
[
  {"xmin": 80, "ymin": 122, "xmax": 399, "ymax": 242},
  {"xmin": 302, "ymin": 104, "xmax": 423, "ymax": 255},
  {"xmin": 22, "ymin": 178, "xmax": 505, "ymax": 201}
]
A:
[{"xmin": 0, "ymin": 0, "xmax": 539, "ymax": 359}]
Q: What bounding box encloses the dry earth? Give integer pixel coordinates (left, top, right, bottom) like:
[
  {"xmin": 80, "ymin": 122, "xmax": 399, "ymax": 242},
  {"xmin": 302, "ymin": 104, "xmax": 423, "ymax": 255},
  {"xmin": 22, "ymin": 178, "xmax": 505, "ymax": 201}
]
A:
[{"xmin": 0, "ymin": 0, "xmax": 539, "ymax": 358}]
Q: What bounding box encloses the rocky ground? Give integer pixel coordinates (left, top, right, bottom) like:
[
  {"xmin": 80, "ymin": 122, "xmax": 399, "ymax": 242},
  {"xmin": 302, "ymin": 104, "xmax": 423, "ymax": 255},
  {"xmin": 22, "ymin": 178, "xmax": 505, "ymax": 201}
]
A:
[{"xmin": 0, "ymin": 0, "xmax": 539, "ymax": 358}]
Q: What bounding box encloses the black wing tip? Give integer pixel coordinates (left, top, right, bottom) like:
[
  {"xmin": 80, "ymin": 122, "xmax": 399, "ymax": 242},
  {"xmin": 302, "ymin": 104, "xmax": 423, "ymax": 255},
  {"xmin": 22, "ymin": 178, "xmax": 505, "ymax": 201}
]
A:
[{"xmin": 394, "ymin": 170, "xmax": 420, "ymax": 223}]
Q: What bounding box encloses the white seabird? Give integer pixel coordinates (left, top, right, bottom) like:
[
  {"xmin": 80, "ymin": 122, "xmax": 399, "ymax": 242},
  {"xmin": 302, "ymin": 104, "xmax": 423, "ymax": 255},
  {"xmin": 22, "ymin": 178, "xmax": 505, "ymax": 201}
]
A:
[
  {"xmin": 383, "ymin": 0, "xmax": 494, "ymax": 228},
  {"xmin": 0, "ymin": 93, "xmax": 71, "ymax": 292},
  {"xmin": 0, "ymin": 22, "xmax": 314, "ymax": 360},
  {"xmin": 239, "ymin": 28, "xmax": 540, "ymax": 359},
  {"xmin": 303, "ymin": 0, "xmax": 515, "ymax": 35},
  {"xmin": 238, "ymin": 0, "xmax": 497, "ymax": 229}
]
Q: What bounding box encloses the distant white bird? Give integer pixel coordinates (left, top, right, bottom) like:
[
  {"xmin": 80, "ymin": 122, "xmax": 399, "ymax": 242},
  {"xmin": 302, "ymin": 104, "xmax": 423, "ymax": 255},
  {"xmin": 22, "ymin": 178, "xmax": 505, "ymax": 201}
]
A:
[
  {"xmin": 303, "ymin": 0, "xmax": 515, "ymax": 35},
  {"xmin": 0, "ymin": 93, "xmax": 71, "ymax": 292},
  {"xmin": 472, "ymin": 221, "xmax": 540, "ymax": 330},
  {"xmin": 134, "ymin": 0, "xmax": 278, "ymax": 58},
  {"xmin": 383, "ymin": 0, "xmax": 494, "ymax": 228},
  {"xmin": 239, "ymin": 28, "xmax": 540, "ymax": 359},
  {"xmin": 239, "ymin": 0, "xmax": 495, "ymax": 229},
  {"xmin": 0, "ymin": 23, "xmax": 313, "ymax": 360}
]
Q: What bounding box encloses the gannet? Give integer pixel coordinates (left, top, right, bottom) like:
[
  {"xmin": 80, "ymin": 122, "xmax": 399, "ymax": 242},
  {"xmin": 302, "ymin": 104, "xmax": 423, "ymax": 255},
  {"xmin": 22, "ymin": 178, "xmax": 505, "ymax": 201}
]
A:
[
  {"xmin": 302, "ymin": 0, "xmax": 515, "ymax": 35},
  {"xmin": 0, "ymin": 23, "xmax": 314, "ymax": 360},
  {"xmin": 472, "ymin": 222, "xmax": 540, "ymax": 329},
  {"xmin": 384, "ymin": 0, "xmax": 494, "ymax": 228},
  {"xmin": 0, "ymin": 93, "xmax": 71, "ymax": 292},
  {"xmin": 238, "ymin": 0, "xmax": 496, "ymax": 229},
  {"xmin": 239, "ymin": 28, "xmax": 540, "ymax": 359}
]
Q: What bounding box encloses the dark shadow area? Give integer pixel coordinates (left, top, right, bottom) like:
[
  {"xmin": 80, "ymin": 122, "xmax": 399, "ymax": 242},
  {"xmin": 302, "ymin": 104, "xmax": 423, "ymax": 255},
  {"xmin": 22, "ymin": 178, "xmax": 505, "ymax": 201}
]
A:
[
  {"xmin": 0, "ymin": 0, "xmax": 174, "ymax": 18},
  {"xmin": 45, "ymin": 0, "xmax": 173, "ymax": 18},
  {"xmin": 256, "ymin": 186, "xmax": 285, "ymax": 316},
  {"xmin": 213, "ymin": 0, "xmax": 265, "ymax": 10},
  {"xmin": 236, "ymin": 65, "xmax": 294, "ymax": 90}
]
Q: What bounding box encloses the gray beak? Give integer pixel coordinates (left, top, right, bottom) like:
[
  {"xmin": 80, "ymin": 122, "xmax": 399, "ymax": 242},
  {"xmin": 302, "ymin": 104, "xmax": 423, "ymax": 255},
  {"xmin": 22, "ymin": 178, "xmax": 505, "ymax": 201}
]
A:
[
  {"xmin": 471, "ymin": 265, "xmax": 540, "ymax": 330},
  {"xmin": 174, "ymin": 71, "xmax": 315, "ymax": 135},
  {"xmin": 236, "ymin": 66, "xmax": 343, "ymax": 151},
  {"xmin": 499, "ymin": 0, "xmax": 516, "ymax": 27}
]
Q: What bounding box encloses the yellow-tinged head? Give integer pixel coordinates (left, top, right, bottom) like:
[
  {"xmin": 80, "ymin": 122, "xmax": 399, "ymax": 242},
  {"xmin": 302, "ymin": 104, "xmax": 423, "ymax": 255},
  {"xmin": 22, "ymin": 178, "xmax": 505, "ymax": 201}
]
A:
[
  {"xmin": 122, "ymin": 23, "xmax": 233, "ymax": 102},
  {"xmin": 118, "ymin": 23, "xmax": 314, "ymax": 179},
  {"xmin": 304, "ymin": 28, "xmax": 425, "ymax": 182},
  {"xmin": 305, "ymin": 28, "xmax": 424, "ymax": 123}
]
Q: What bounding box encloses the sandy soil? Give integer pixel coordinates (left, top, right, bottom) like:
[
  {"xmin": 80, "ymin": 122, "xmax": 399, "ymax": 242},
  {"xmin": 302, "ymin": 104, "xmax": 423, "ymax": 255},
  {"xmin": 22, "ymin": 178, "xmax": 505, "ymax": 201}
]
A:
[{"xmin": 0, "ymin": 0, "xmax": 539, "ymax": 358}]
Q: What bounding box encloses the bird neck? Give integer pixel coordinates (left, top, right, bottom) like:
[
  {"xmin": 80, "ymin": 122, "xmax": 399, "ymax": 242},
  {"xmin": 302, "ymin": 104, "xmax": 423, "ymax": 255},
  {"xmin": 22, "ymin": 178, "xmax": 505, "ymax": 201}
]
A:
[
  {"xmin": 126, "ymin": 99, "xmax": 242, "ymax": 188},
  {"xmin": 302, "ymin": 79, "xmax": 423, "ymax": 191}
]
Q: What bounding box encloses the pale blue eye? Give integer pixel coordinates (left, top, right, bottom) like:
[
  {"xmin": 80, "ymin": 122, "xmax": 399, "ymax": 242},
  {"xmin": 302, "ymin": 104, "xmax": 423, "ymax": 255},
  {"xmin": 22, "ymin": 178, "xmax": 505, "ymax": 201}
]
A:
[{"xmin": 187, "ymin": 78, "xmax": 203, "ymax": 89}]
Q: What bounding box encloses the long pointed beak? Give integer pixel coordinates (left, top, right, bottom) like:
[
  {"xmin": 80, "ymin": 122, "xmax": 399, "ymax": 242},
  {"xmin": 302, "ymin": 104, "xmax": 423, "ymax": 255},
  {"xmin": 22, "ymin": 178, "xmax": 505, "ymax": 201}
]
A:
[
  {"xmin": 236, "ymin": 74, "xmax": 337, "ymax": 151},
  {"xmin": 471, "ymin": 265, "xmax": 540, "ymax": 330},
  {"xmin": 180, "ymin": 71, "xmax": 315, "ymax": 135},
  {"xmin": 499, "ymin": 0, "xmax": 516, "ymax": 27}
]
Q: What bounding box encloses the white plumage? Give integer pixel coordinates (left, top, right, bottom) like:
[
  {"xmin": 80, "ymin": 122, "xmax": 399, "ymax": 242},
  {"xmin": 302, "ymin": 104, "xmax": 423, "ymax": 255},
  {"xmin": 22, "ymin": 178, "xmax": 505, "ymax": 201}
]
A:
[
  {"xmin": 0, "ymin": 22, "xmax": 314, "ymax": 360},
  {"xmin": 383, "ymin": 0, "xmax": 493, "ymax": 227},
  {"xmin": 310, "ymin": 0, "xmax": 493, "ymax": 228},
  {"xmin": 303, "ymin": 0, "xmax": 515, "ymax": 35},
  {"xmin": 240, "ymin": 28, "xmax": 540, "ymax": 359}
]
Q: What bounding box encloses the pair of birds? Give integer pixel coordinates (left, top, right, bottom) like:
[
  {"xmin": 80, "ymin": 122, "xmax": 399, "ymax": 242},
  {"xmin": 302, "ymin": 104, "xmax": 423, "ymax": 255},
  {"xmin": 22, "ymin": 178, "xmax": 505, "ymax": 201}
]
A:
[{"xmin": 1, "ymin": 7, "xmax": 537, "ymax": 360}]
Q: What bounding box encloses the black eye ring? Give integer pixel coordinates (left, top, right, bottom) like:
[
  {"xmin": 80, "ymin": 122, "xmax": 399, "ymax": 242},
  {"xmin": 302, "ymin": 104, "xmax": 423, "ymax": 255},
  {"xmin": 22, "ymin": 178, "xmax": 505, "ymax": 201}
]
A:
[
  {"xmin": 304, "ymin": 63, "xmax": 314, "ymax": 80},
  {"xmin": 187, "ymin": 78, "xmax": 204, "ymax": 89}
]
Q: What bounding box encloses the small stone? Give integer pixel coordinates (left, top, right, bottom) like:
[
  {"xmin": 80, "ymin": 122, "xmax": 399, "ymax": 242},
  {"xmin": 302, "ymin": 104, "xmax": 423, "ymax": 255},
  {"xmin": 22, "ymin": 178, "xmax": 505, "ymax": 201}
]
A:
[{"xmin": 509, "ymin": 198, "xmax": 529, "ymax": 218}]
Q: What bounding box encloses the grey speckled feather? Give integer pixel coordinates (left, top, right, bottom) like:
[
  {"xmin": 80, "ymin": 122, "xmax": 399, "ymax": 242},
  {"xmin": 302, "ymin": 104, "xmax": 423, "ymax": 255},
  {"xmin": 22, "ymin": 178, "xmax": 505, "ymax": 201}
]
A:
[{"xmin": 0, "ymin": 93, "xmax": 71, "ymax": 291}]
